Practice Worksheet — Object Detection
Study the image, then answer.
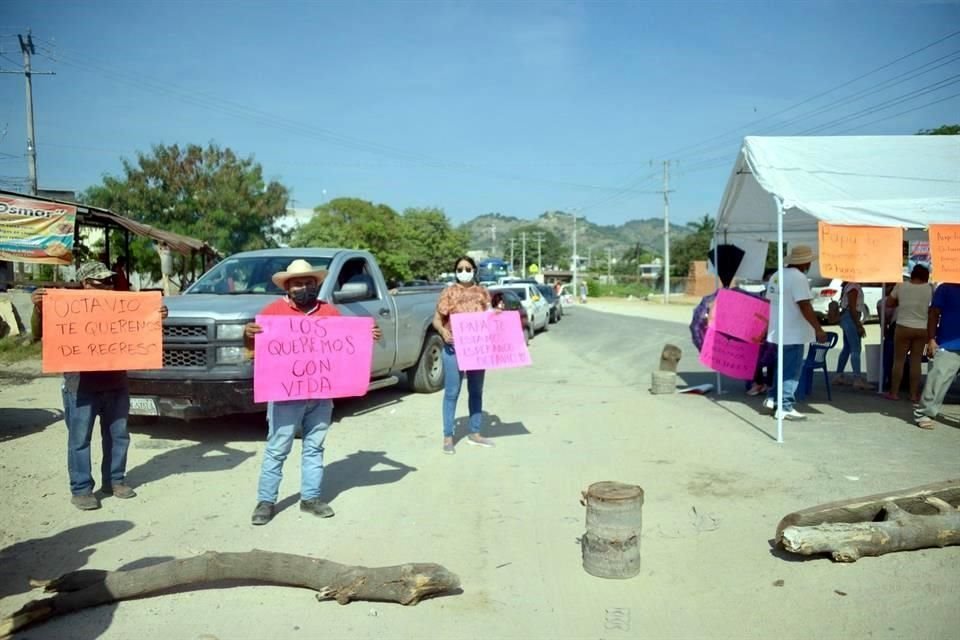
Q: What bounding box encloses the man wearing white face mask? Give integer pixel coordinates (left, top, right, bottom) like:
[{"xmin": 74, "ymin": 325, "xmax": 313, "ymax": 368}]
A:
[{"xmin": 432, "ymin": 255, "xmax": 494, "ymax": 454}]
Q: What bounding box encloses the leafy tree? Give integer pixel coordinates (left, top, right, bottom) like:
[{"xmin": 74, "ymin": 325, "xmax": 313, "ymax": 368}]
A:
[
  {"xmin": 669, "ymin": 215, "xmax": 715, "ymax": 277},
  {"xmin": 402, "ymin": 207, "xmax": 469, "ymax": 280},
  {"xmin": 84, "ymin": 143, "xmax": 289, "ymax": 279},
  {"xmin": 918, "ymin": 124, "xmax": 960, "ymax": 135},
  {"xmin": 292, "ymin": 197, "xmax": 412, "ymax": 282}
]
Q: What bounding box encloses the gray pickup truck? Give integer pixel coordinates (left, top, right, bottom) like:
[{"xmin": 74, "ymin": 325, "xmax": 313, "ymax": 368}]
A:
[{"xmin": 127, "ymin": 248, "xmax": 446, "ymax": 420}]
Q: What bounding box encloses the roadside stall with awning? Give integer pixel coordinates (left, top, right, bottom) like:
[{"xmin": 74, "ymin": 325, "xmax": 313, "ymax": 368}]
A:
[
  {"xmin": 0, "ymin": 189, "xmax": 220, "ymax": 284},
  {"xmin": 711, "ymin": 135, "xmax": 960, "ymax": 443}
]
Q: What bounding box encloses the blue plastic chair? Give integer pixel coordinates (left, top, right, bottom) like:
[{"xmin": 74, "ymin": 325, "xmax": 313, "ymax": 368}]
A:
[{"xmin": 797, "ymin": 332, "xmax": 839, "ymax": 401}]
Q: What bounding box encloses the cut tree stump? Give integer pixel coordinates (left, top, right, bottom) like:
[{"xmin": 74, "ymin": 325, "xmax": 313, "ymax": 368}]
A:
[
  {"xmin": 659, "ymin": 344, "xmax": 682, "ymax": 372},
  {"xmin": 774, "ymin": 478, "xmax": 960, "ymax": 543},
  {"xmin": 781, "ymin": 497, "xmax": 960, "ymax": 562},
  {"xmin": 0, "ymin": 550, "xmax": 460, "ymax": 638}
]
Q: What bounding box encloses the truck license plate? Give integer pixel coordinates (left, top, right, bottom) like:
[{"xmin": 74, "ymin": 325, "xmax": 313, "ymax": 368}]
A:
[{"xmin": 129, "ymin": 397, "xmax": 158, "ymax": 416}]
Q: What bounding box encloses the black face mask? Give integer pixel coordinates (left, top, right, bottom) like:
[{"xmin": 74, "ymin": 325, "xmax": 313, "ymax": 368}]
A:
[{"xmin": 290, "ymin": 284, "xmax": 320, "ymax": 308}]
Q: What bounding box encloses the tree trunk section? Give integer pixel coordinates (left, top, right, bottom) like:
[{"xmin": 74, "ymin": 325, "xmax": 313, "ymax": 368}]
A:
[
  {"xmin": 781, "ymin": 498, "xmax": 960, "ymax": 562},
  {"xmin": 0, "ymin": 550, "xmax": 460, "ymax": 638},
  {"xmin": 775, "ymin": 478, "xmax": 960, "ymax": 543}
]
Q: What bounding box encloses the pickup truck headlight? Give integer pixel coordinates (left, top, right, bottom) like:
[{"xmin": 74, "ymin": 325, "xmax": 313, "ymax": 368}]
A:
[
  {"xmin": 216, "ymin": 324, "xmax": 246, "ymax": 340},
  {"xmin": 216, "ymin": 346, "xmax": 246, "ymax": 364}
]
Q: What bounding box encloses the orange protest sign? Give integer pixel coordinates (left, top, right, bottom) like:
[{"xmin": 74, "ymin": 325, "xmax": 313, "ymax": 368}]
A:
[
  {"xmin": 929, "ymin": 224, "xmax": 960, "ymax": 284},
  {"xmin": 41, "ymin": 289, "xmax": 163, "ymax": 373},
  {"xmin": 818, "ymin": 222, "xmax": 903, "ymax": 283}
]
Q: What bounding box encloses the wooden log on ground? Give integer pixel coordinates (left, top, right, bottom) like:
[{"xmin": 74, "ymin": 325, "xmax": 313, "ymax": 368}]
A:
[
  {"xmin": 0, "ymin": 550, "xmax": 460, "ymax": 638},
  {"xmin": 775, "ymin": 478, "xmax": 960, "ymax": 544},
  {"xmin": 781, "ymin": 497, "xmax": 960, "ymax": 562}
]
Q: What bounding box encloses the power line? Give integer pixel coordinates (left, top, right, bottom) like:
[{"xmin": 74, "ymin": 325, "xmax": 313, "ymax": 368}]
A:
[
  {"xmin": 837, "ymin": 90, "xmax": 960, "ymax": 134},
  {"xmin": 30, "ymin": 42, "xmax": 657, "ymax": 196},
  {"xmin": 661, "ymin": 28, "xmax": 960, "ymax": 161},
  {"xmin": 796, "ymin": 74, "xmax": 960, "ymax": 135}
]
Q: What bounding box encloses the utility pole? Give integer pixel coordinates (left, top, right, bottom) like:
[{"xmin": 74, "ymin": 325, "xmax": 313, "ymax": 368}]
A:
[
  {"xmin": 509, "ymin": 238, "xmax": 515, "ymax": 275},
  {"xmin": 534, "ymin": 231, "xmax": 545, "ymax": 271},
  {"xmin": 572, "ymin": 210, "xmax": 578, "ymax": 298},
  {"xmin": 587, "ymin": 247, "xmax": 592, "ymax": 270},
  {"xmin": 661, "ymin": 160, "xmax": 674, "ymax": 304},
  {"xmin": 521, "ymin": 232, "xmax": 527, "ymax": 277},
  {"xmin": 489, "ymin": 224, "xmax": 496, "ymax": 257},
  {"xmin": 606, "ymin": 247, "xmax": 612, "ymax": 281},
  {"xmin": 0, "ymin": 31, "xmax": 55, "ymax": 195}
]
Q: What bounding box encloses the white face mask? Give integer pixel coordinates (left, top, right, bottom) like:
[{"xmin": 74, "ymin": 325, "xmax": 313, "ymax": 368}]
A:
[{"xmin": 456, "ymin": 269, "xmax": 474, "ymax": 283}]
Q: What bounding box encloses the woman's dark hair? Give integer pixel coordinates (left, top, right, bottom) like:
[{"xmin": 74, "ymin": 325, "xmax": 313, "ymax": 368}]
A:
[
  {"xmin": 452, "ymin": 255, "xmax": 477, "ymax": 274},
  {"xmin": 910, "ymin": 264, "xmax": 930, "ymax": 282}
]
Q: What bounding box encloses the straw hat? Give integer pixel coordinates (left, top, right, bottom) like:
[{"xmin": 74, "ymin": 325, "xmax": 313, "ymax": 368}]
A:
[
  {"xmin": 785, "ymin": 245, "xmax": 816, "ymax": 266},
  {"xmin": 271, "ymin": 259, "xmax": 328, "ymax": 288}
]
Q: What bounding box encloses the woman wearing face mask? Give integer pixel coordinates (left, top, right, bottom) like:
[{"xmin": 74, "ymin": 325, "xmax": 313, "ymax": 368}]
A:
[{"xmin": 432, "ymin": 255, "xmax": 493, "ymax": 454}]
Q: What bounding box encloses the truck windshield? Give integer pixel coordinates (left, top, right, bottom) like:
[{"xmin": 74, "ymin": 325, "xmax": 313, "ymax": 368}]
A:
[{"xmin": 186, "ymin": 256, "xmax": 333, "ymax": 295}]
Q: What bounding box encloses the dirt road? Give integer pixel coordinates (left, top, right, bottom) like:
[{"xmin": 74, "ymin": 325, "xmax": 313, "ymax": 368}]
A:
[{"xmin": 1, "ymin": 306, "xmax": 957, "ymax": 639}]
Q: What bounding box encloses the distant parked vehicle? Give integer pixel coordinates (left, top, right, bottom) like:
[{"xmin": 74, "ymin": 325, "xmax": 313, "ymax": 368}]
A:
[
  {"xmin": 809, "ymin": 277, "xmax": 885, "ymax": 324},
  {"xmin": 536, "ymin": 284, "xmax": 562, "ymax": 323},
  {"xmin": 490, "ymin": 289, "xmax": 531, "ymax": 343},
  {"xmin": 488, "ymin": 283, "xmax": 550, "ymax": 337}
]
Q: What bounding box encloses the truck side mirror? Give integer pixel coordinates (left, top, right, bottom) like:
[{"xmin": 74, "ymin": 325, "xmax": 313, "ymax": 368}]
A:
[{"xmin": 333, "ymin": 280, "xmax": 372, "ymax": 303}]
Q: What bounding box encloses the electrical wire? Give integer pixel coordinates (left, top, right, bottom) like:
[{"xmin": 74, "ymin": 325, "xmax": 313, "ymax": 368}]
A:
[{"xmin": 31, "ymin": 42, "xmax": 656, "ymax": 196}]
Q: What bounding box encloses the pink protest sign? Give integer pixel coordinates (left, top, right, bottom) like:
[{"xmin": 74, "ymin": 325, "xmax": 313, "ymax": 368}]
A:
[
  {"xmin": 253, "ymin": 314, "xmax": 374, "ymax": 403},
  {"xmin": 450, "ymin": 310, "xmax": 531, "ymax": 371},
  {"xmin": 713, "ymin": 288, "xmax": 769, "ymax": 344},
  {"xmin": 698, "ymin": 326, "xmax": 760, "ymax": 381}
]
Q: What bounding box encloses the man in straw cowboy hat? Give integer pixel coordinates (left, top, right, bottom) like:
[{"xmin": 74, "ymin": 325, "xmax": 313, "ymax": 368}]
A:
[
  {"xmin": 244, "ymin": 259, "xmax": 381, "ymax": 525},
  {"xmin": 763, "ymin": 245, "xmax": 827, "ymax": 421}
]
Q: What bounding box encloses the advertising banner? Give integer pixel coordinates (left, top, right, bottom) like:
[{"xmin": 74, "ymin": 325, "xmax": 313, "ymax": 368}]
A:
[{"xmin": 0, "ymin": 195, "xmax": 76, "ymax": 265}]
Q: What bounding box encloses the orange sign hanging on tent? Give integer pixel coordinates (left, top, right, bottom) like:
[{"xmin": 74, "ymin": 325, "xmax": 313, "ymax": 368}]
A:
[
  {"xmin": 929, "ymin": 224, "xmax": 960, "ymax": 284},
  {"xmin": 818, "ymin": 222, "xmax": 903, "ymax": 283},
  {"xmin": 41, "ymin": 289, "xmax": 163, "ymax": 373}
]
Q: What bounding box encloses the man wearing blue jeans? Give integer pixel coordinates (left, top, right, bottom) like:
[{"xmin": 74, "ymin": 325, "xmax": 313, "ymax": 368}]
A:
[
  {"xmin": 244, "ymin": 260, "xmax": 380, "ymax": 526},
  {"xmin": 914, "ymin": 282, "xmax": 960, "ymax": 430},
  {"xmin": 32, "ymin": 261, "xmax": 168, "ymax": 510},
  {"xmin": 764, "ymin": 246, "xmax": 827, "ymax": 421}
]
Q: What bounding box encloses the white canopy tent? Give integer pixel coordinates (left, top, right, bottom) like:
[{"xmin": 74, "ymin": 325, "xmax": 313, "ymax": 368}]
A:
[{"xmin": 712, "ymin": 135, "xmax": 960, "ymax": 442}]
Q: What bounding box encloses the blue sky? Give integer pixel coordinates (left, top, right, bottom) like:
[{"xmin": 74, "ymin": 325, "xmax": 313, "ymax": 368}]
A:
[{"xmin": 1, "ymin": 0, "xmax": 958, "ymax": 227}]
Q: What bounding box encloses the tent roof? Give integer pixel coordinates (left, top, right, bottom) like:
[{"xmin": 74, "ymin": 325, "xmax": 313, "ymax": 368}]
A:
[{"xmin": 715, "ymin": 135, "xmax": 960, "ymax": 240}]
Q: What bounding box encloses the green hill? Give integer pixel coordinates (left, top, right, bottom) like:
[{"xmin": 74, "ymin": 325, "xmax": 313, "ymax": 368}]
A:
[{"xmin": 459, "ymin": 211, "xmax": 690, "ymax": 264}]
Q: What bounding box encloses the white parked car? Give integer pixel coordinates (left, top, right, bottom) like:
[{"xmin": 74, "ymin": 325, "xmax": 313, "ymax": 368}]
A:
[
  {"xmin": 488, "ymin": 284, "xmax": 551, "ymax": 337},
  {"xmin": 809, "ymin": 278, "xmax": 885, "ymax": 324}
]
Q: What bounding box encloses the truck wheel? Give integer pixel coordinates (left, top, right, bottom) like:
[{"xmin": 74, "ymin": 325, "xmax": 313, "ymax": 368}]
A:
[{"xmin": 407, "ymin": 332, "xmax": 445, "ymax": 393}]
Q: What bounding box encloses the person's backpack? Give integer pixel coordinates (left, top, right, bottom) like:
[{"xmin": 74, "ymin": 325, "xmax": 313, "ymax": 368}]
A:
[{"xmin": 827, "ymin": 300, "xmax": 842, "ymax": 325}]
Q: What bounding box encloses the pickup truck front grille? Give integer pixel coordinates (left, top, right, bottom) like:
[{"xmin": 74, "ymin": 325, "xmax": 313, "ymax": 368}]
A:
[
  {"xmin": 163, "ymin": 348, "xmax": 207, "ymax": 368},
  {"xmin": 164, "ymin": 325, "xmax": 208, "ymax": 339}
]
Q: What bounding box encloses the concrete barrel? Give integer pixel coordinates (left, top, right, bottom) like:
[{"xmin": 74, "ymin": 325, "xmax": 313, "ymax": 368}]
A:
[{"xmin": 581, "ymin": 481, "xmax": 644, "ymax": 579}]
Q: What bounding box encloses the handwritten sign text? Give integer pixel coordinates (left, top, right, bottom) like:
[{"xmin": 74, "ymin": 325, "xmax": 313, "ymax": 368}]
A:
[
  {"xmin": 818, "ymin": 222, "xmax": 903, "ymax": 282},
  {"xmin": 450, "ymin": 310, "xmax": 531, "ymax": 371},
  {"xmin": 253, "ymin": 315, "xmax": 374, "ymax": 402},
  {"xmin": 713, "ymin": 288, "xmax": 769, "ymax": 343},
  {"xmin": 698, "ymin": 326, "xmax": 760, "ymax": 381},
  {"xmin": 42, "ymin": 289, "xmax": 162, "ymax": 373},
  {"xmin": 929, "ymin": 224, "xmax": 960, "ymax": 284}
]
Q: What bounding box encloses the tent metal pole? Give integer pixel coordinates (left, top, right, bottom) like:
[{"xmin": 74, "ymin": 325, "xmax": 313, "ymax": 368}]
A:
[
  {"xmin": 713, "ymin": 229, "xmax": 722, "ymax": 395},
  {"xmin": 878, "ymin": 285, "xmax": 886, "ymax": 394},
  {"xmin": 775, "ymin": 196, "xmax": 785, "ymax": 444}
]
